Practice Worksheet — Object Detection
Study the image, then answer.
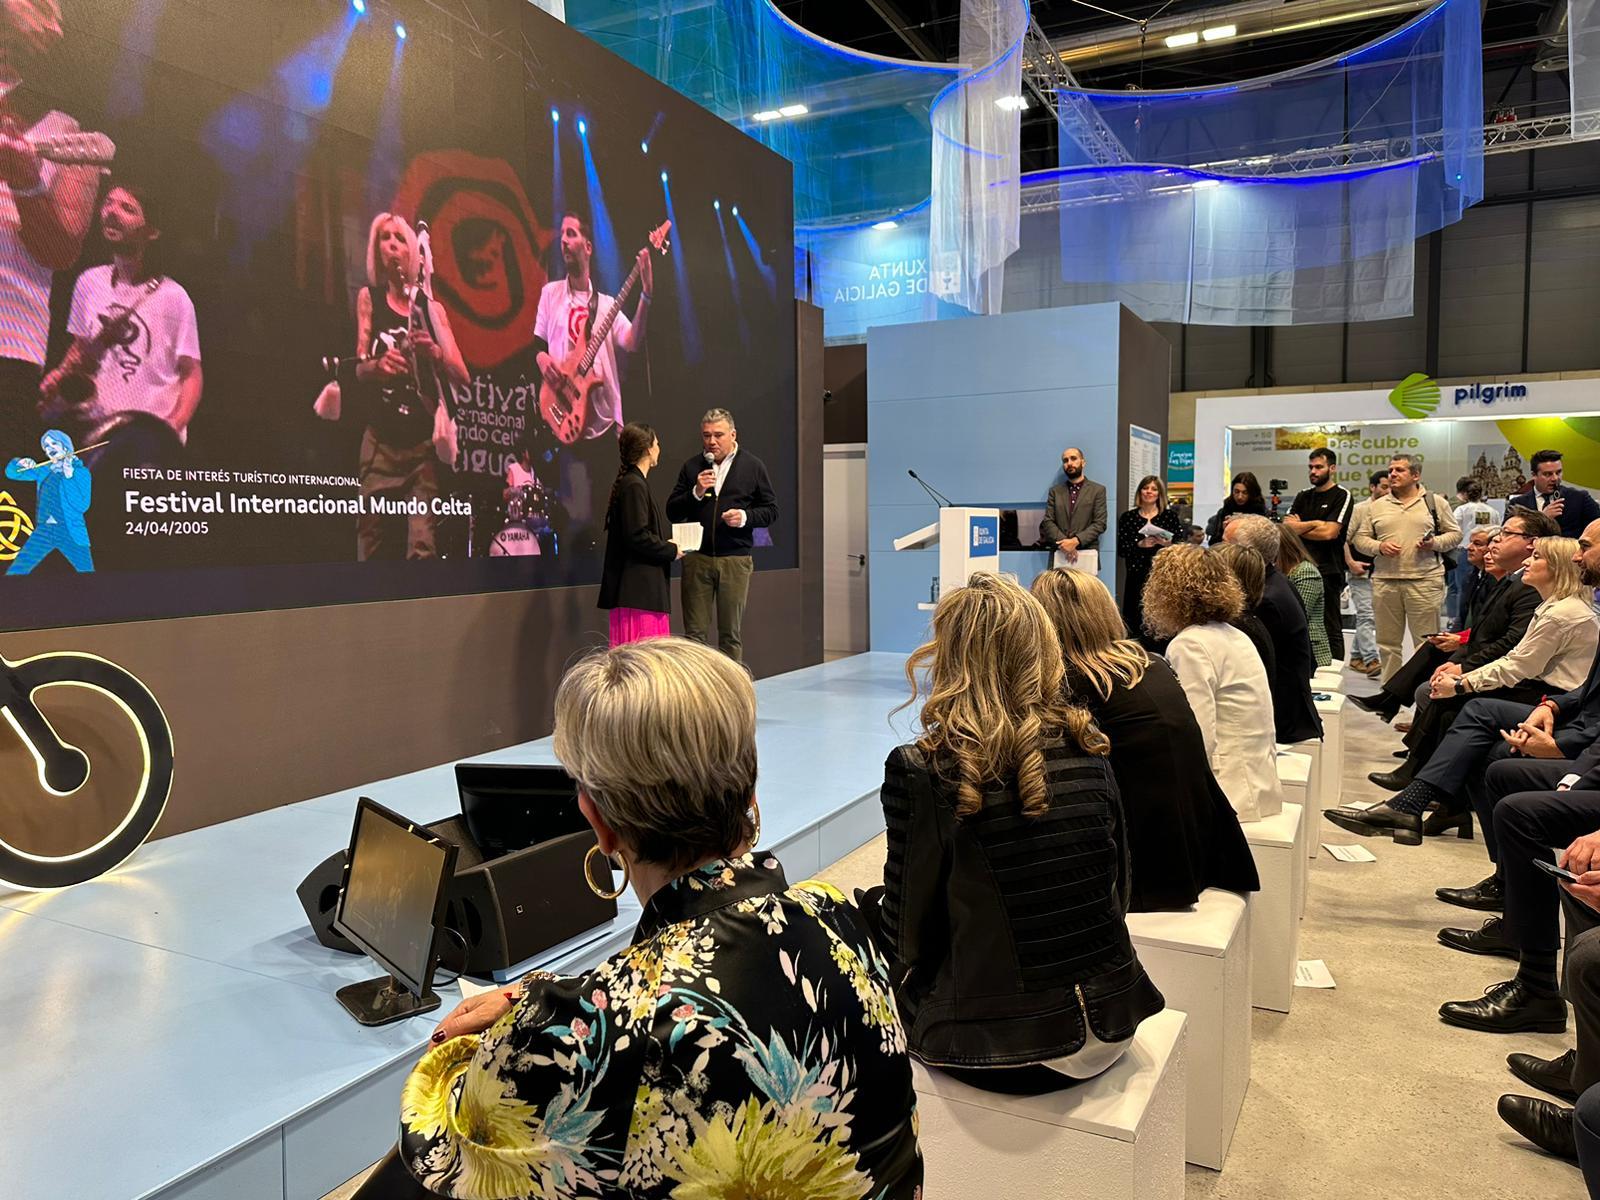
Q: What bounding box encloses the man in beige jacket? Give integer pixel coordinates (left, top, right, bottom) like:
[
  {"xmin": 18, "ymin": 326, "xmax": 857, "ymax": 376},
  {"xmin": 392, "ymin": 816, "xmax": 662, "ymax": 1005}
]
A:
[{"xmin": 1349, "ymin": 453, "xmax": 1463, "ymax": 681}]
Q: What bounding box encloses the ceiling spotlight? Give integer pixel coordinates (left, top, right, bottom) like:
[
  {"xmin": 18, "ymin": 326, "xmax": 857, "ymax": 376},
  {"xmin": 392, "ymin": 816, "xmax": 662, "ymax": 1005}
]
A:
[
  {"xmin": 550, "ymin": 107, "xmax": 559, "ymax": 122},
  {"xmin": 1164, "ymin": 31, "xmax": 1199, "ymax": 47},
  {"xmin": 577, "ymin": 118, "xmax": 587, "ymax": 136},
  {"xmin": 394, "ymin": 21, "xmax": 407, "ymax": 39},
  {"xmin": 1201, "ymin": 25, "xmax": 1237, "ymax": 41},
  {"xmin": 641, "ymin": 141, "xmax": 649, "ymax": 154},
  {"xmin": 731, "ymin": 205, "xmax": 739, "ymax": 217},
  {"xmin": 661, "ymin": 170, "xmax": 669, "ymax": 183},
  {"xmin": 751, "ymin": 110, "xmax": 782, "ymax": 123},
  {"xmin": 778, "ymin": 103, "xmax": 809, "ymax": 118},
  {"xmin": 714, "ymin": 199, "xmax": 721, "ymax": 211},
  {"xmin": 351, "ymin": 0, "xmax": 366, "ymax": 13},
  {"xmin": 995, "ymin": 95, "xmax": 1030, "ymax": 111},
  {"xmin": 872, "ymin": 220, "xmax": 898, "ymax": 230}
]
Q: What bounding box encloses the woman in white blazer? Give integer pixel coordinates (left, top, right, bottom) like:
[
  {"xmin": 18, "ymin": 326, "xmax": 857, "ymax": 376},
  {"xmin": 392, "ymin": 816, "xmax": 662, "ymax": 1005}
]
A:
[{"xmin": 1142, "ymin": 544, "xmax": 1285, "ymax": 823}]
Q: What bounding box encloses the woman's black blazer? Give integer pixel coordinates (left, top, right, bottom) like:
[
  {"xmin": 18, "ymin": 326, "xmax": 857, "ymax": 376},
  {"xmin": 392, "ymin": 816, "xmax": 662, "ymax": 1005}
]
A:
[{"xmin": 598, "ymin": 466, "xmax": 676, "ymax": 612}]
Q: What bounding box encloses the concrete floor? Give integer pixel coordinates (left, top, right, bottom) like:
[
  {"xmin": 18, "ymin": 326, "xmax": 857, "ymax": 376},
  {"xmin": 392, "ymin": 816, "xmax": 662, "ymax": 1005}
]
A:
[{"xmin": 324, "ymin": 664, "xmax": 1589, "ymax": 1200}]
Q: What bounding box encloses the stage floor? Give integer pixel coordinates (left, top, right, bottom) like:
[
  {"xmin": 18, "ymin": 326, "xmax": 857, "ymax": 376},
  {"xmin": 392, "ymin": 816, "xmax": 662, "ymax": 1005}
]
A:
[{"xmin": 0, "ymin": 651, "xmax": 914, "ymax": 1200}]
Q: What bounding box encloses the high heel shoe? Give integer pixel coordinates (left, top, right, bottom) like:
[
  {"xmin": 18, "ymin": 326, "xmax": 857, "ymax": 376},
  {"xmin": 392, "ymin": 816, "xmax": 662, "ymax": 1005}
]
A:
[{"xmin": 1422, "ymin": 808, "xmax": 1474, "ymax": 839}]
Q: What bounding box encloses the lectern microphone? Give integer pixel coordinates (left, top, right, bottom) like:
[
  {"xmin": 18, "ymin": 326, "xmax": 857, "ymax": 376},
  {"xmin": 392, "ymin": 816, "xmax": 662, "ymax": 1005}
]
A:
[{"xmin": 908, "ymin": 469, "xmax": 954, "ymax": 508}]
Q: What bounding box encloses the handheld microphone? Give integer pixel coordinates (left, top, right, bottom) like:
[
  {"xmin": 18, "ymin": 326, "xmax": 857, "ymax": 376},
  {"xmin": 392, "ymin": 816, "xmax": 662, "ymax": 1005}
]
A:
[
  {"xmin": 908, "ymin": 469, "xmax": 953, "ymax": 508},
  {"xmin": 703, "ymin": 451, "xmax": 717, "ymax": 502}
]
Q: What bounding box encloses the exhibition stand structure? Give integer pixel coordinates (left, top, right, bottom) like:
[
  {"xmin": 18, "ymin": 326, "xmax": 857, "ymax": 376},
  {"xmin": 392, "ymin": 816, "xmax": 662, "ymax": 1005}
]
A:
[{"xmin": 866, "ymin": 303, "xmax": 1170, "ymax": 652}]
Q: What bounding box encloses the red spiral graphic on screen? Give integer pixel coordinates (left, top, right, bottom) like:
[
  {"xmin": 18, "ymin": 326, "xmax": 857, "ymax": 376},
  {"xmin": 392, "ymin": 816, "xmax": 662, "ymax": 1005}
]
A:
[{"xmin": 392, "ymin": 151, "xmax": 553, "ymax": 371}]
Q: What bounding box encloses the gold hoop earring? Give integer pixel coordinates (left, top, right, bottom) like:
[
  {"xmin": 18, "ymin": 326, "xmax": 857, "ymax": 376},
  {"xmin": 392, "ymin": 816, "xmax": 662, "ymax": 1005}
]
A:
[
  {"xmin": 583, "ymin": 843, "xmax": 628, "ymax": 900},
  {"xmin": 748, "ymin": 799, "xmax": 762, "ymax": 850}
]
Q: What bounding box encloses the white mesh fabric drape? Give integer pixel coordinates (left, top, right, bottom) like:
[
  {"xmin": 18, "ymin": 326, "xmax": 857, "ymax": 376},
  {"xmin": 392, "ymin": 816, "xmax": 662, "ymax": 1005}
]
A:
[
  {"xmin": 929, "ymin": 0, "xmax": 1029, "ymax": 315},
  {"xmin": 1571, "ymin": 0, "xmax": 1600, "ymax": 128}
]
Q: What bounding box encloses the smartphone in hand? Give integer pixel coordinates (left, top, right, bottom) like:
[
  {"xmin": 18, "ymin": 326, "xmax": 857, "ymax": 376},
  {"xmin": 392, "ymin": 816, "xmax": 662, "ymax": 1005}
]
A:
[{"xmin": 1535, "ymin": 858, "xmax": 1581, "ymax": 884}]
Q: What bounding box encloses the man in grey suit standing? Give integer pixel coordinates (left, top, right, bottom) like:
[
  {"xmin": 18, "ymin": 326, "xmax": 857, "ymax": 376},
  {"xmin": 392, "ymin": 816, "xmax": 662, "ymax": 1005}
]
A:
[{"xmin": 1039, "ymin": 446, "xmax": 1108, "ymax": 576}]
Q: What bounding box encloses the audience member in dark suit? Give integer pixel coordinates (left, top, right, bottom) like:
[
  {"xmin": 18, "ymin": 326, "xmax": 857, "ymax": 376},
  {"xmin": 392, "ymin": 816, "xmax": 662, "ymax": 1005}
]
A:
[
  {"xmin": 1349, "ymin": 507, "xmax": 1554, "ymax": 723},
  {"xmin": 1372, "ymin": 536, "xmax": 1597, "ymax": 796},
  {"xmin": 1221, "ymin": 514, "xmax": 1322, "ymax": 744},
  {"xmin": 1509, "ymin": 449, "xmax": 1600, "ymax": 539},
  {"xmin": 1032, "ymin": 567, "xmax": 1260, "ymax": 912},
  {"xmin": 598, "ymin": 423, "xmax": 678, "ymax": 646},
  {"xmin": 1326, "ymin": 517, "xmax": 1600, "ymax": 845},
  {"xmin": 1212, "ymin": 542, "xmax": 1276, "ymax": 681},
  {"xmin": 1481, "ymin": 877, "xmax": 1600, "ymax": 1177}
]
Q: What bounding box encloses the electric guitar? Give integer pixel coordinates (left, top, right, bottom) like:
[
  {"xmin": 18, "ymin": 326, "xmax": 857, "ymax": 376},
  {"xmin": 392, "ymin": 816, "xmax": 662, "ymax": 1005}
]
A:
[
  {"xmin": 0, "ymin": 64, "xmax": 116, "ymax": 168},
  {"xmin": 539, "ymin": 221, "xmax": 670, "ymax": 445}
]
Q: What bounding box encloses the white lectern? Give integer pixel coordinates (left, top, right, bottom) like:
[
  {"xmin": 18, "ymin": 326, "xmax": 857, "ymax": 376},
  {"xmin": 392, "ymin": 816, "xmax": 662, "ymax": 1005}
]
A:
[{"xmin": 893, "ymin": 507, "xmax": 1002, "ymax": 608}]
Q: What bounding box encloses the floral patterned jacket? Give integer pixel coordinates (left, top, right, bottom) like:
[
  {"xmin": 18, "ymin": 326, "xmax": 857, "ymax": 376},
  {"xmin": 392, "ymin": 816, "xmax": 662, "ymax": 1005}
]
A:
[{"xmin": 399, "ymin": 853, "xmax": 923, "ymax": 1199}]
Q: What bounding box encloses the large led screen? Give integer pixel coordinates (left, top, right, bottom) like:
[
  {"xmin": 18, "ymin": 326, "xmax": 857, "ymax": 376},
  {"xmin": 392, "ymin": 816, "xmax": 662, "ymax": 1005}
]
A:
[{"xmin": 0, "ymin": 0, "xmax": 796, "ymax": 630}]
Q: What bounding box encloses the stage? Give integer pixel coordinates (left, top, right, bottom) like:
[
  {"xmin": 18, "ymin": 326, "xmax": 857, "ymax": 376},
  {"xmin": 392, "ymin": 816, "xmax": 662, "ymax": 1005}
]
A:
[{"xmin": 0, "ymin": 652, "xmax": 913, "ymax": 1200}]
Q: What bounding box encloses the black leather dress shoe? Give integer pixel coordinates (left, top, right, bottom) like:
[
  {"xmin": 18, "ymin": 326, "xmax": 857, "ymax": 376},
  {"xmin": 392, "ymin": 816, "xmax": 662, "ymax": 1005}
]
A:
[
  {"xmin": 1368, "ymin": 763, "xmax": 1416, "ymax": 791},
  {"xmin": 1438, "ymin": 916, "xmax": 1518, "ymax": 959},
  {"xmin": 1497, "ymin": 1094, "xmax": 1578, "ymax": 1161},
  {"xmin": 1349, "ymin": 693, "xmax": 1398, "ymax": 722},
  {"xmin": 1439, "ymin": 979, "xmax": 1568, "ymax": 1033},
  {"xmin": 1323, "ymin": 803, "xmax": 1424, "ymax": 845},
  {"xmin": 1508, "ymin": 1048, "xmax": 1580, "ymax": 1102},
  {"xmin": 1436, "ymin": 874, "xmax": 1504, "ymax": 911}
]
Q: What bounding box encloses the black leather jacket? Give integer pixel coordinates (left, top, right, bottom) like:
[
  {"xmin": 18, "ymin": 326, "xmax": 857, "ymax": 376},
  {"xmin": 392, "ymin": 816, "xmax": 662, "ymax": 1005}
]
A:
[{"xmin": 874, "ymin": 740, "xmax": 1164, "ymax": 1068}]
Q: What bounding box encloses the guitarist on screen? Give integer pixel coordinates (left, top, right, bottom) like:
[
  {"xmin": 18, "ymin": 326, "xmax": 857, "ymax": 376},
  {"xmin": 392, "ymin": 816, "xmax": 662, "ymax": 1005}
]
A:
[
  {"xmin": 0, "ymin": 0, "xmax": 101, "ymax": 464},
  {"xmin": 40, "ymin": 179, "xmax": 202, "ymax": 471},
  {"xmin": 532, "ymin": 212, "xmax": 652, "ymax": 445}
]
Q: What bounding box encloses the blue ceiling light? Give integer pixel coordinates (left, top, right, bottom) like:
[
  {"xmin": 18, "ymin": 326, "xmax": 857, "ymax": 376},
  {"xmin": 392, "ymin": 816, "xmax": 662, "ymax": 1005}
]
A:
[
  {"xmin": 394, "ymin": 22, "xmax": 406, "ymax": 40},
  {"xmin": 713, "ymin": 199, "xmax": 720, "ymax": 211},
  {"xmin": 351, "ymin": 0, "xmax": 366, "ymax": 14},
  {"xmin": 661, "ymin": 170, "xmax": 669, "ymax": 183},
  {"xmin": 641, "ymin": 141, "xmax": 649, "ymax": 154},
  {"xmin": 577, "ymin": 118, "xmax": 587, "ymax": 136},
  {"xmin": 550, "ymin": 107, "xmax": 559, "ymax": 123},
  {"xmin": 731, "ymin": 205, "xmax": 739, "ymax": 217}
]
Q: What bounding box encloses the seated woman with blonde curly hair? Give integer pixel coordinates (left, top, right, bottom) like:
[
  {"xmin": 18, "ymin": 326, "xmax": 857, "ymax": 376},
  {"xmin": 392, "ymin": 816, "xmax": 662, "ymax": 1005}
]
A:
[
  {"xmin": 867, "ymin": 572, "xmax": 1164, "ymax": 1096},
  {"xmin": 361, "ymin": 638, "xmax": 921, "ymax": 1200},
  {"xmin": 1143, "ymin": 544, "xmax": 1285, "ymax": 823}
]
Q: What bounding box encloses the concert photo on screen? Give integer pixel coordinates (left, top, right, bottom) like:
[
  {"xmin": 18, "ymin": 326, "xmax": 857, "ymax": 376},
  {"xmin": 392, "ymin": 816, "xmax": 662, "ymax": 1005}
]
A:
[{"xmin": 0, "ymin": 0, "xmax": 796, "ymax": 630}]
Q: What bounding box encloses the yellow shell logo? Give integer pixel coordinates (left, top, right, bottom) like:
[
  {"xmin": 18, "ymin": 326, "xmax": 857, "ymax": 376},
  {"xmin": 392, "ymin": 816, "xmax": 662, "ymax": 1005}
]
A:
[{"xmin": 0, "ymin": 489, "xmax": 34, "ymax": 562}]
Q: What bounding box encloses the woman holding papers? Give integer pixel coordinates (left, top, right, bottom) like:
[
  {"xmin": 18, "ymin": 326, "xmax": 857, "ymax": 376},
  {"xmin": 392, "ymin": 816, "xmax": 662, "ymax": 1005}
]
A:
[
  {"xmin": 1116, "ymin": 475, "xmax": 1186, "ymax": 644},
  {"xmin": 598, "ymin": 422, "xmax": 679, "ymax": 645}
]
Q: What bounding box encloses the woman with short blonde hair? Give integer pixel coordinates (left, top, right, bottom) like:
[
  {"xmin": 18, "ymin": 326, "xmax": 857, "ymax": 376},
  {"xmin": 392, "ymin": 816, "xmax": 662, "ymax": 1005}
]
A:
[
  {"xmin": 1031, "ymin": 569, "xmax": 1258, "ymax": 911},
  {"xmin": 873, "ymin": 573, "xmax": 1163, "ymax": 1094},
  {"xmin": 1144, "ymin": 546, "xmax": 1284, "ymax": 822},
  {"xmin": 374, "ymin": 639, "xmax": 923, "ymax": 1200}
]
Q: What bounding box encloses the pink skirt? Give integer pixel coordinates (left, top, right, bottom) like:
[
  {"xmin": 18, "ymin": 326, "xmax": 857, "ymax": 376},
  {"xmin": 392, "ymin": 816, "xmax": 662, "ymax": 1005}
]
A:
[{"xmin": 609, "ymin": 607, "xmax": 671, "ymax": 646}]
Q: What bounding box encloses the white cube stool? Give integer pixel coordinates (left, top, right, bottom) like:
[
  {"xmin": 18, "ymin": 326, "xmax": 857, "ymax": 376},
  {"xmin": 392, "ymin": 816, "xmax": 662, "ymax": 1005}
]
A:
[
  {"xmin": 1127, "ymin": 890, "xmax": 1250, "ymax": 1169},
  {"xmin": 912, "ymin": 1009, "xmax": 1188, "ymax": 1199},
  {"xmin": 1274, "ymin": 753, "xmax": 1314, "ymax": 918},
  {"xmin": 1313, "ymin": 691, "xmax": 1346, "ymax": 816},
  {"xmin": 1312, "ymin": 666, "xmax": 1345, "ymax": 693},
  {"xmin": 1238, "ymin": 801, "xmax": 1305, "ymax": 1013}
]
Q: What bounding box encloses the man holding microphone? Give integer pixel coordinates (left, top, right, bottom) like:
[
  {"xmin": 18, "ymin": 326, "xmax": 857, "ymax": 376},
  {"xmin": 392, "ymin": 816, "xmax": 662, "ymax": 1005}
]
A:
[{"xmin": 666, "ymin": 407, "xmax": 778, "ymax": 663}]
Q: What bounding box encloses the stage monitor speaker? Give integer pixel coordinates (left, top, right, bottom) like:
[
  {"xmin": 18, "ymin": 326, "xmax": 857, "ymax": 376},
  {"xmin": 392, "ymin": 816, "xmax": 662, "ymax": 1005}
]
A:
[{"xmin": 297, "ymin": 810, "xmax": 617, "ymax": 975}]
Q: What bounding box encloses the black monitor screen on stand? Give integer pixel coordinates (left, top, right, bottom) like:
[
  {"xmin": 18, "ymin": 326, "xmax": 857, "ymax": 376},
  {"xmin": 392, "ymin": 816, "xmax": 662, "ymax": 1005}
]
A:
[{"xmin": 331, "ymin": 797, "xmax": 459, "ymax": 1027}]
